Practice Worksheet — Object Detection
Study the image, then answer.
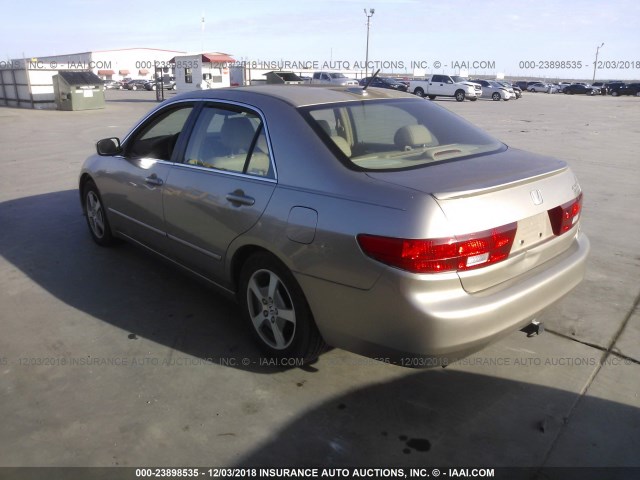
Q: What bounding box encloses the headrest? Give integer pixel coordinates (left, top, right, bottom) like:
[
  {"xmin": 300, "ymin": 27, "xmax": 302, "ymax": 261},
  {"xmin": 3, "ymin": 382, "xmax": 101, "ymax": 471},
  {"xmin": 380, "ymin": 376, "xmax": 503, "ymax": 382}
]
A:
[
  {"xmin": 394, "ymin": 124, "xmax": 433, "ymax": 149},
  {"xmin": 316, "ymin": 119, "xmax": 332, "ymax": 136},
  {"xmin": 221, "ymin": 117, "xmax": 256, "ymax": 151}
]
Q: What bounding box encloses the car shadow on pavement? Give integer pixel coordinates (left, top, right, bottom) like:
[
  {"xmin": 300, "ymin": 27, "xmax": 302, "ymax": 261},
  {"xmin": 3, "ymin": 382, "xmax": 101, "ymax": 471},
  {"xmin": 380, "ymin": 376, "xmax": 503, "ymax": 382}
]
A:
[
  {"xmin": 234, "ymin": 369, "xmax": 640, "ymax": 474},
  {"xmin": 2, "ymin": 191, "xmax": 639, "ymax": 471},
  {"xmin": 0, "ymin": 189, "xmax": 296, "ymax": 373}
]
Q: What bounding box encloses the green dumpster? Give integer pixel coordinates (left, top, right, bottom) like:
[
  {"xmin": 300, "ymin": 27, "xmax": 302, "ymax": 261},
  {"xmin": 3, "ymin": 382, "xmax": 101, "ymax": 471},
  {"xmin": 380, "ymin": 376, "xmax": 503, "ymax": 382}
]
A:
[{"xmin": 53, "ymin": 71, "xmax": 105, "ymax": 111}]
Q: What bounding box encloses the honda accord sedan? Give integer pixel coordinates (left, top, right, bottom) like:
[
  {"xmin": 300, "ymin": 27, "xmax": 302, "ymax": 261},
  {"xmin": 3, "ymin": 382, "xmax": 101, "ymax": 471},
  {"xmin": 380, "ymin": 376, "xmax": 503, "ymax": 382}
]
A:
[{"xmin": 80, "ymin": 85, "xmax": 589, "ymax": 366}]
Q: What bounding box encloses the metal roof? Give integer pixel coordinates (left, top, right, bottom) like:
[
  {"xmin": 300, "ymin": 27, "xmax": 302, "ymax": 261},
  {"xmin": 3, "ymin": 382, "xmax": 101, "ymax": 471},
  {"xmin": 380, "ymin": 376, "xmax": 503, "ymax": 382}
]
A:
[{"xmin": 56, "ymin": 71, "xmax": 103, "ymax": 85}]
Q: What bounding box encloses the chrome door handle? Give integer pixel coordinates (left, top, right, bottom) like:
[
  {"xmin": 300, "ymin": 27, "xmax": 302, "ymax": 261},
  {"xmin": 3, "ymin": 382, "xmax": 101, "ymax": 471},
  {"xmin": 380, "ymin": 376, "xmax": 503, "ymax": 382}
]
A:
[
  {"xmin": 145, "ymin": 175, "xmax": 163, "ymax": 186},
  {"xmin": 226, "ymin": 192, "xmax": 255, "ymax": 206}
]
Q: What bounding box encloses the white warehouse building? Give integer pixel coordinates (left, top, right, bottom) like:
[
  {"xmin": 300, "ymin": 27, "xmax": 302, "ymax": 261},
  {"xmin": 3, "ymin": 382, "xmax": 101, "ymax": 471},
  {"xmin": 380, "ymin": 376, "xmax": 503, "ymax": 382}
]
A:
[{"xmin": 1, "ymin": 48, "xmax": 185, "ymax": 109}]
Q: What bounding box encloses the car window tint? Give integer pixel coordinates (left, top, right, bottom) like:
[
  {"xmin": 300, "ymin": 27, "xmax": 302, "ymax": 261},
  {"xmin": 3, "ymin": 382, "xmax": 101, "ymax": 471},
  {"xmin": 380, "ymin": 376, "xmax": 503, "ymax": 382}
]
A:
[
  {"xmin": 346, "ymin": 103, "xmax": 418, "ymax": 145},
  {"xmin": 127, "ymin": 106, "xmax": 193, "ymax": 161},
  {"xmin": 246, "ymin": 128, "xmax": 272, "ymax": 177},
  {"xmin": 304, "ymin": 99, "xmax": 503, "ymax": 171},
  {"xmin": 184, "ymin": 105, "xmax": 273, "ymax": 178}
]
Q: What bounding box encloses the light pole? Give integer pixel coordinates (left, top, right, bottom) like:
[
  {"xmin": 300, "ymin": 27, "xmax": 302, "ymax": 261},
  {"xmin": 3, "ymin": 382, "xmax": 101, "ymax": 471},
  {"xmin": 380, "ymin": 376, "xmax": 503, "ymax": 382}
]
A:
[
  {"xmin": 364, "ymin": 8, "xmax": 375, "ymax": 79},
  {"xmin": 592, "ymin": 42, "xmax": 604, "ymax": 83}
]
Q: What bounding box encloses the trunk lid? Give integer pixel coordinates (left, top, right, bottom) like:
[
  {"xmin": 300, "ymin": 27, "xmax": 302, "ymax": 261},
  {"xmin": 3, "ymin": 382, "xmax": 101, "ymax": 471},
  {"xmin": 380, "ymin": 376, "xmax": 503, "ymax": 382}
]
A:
[{"xmin": 366, "ymin": 148, "xmax": 583, "ymax": 292}]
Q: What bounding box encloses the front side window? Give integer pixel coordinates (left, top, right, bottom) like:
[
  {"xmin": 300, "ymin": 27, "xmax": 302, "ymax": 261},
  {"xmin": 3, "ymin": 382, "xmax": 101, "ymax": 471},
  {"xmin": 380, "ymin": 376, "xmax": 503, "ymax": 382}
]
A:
[
  {"xmin": 126, "ymin": 105, "xmax": 194, "ymax": 161},
  {"xmin": 303, "ymin": 99, "xmax": 504, "ymax": 171},
  {"xmin": 183, "ymin": 105, "xmax": 273, "ymax": 178}
]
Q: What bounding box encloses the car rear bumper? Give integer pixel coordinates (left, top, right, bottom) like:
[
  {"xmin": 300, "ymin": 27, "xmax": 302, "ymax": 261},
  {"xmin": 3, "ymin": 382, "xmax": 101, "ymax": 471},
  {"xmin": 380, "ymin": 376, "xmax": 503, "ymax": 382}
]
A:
[{"xmin": 297, "ymin": 231, "xmax": 589, "ymax": 366}]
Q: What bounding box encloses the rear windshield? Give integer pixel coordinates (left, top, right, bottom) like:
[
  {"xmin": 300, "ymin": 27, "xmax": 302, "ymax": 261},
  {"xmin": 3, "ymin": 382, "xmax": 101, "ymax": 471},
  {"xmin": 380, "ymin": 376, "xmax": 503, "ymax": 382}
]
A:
[{"xmin": 301, "ymin": 99, "xmax": 504, "ymax": 171}]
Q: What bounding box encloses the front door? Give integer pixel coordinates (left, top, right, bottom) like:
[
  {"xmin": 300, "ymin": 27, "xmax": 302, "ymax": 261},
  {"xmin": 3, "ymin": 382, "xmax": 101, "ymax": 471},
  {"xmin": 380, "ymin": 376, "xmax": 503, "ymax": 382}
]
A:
[{"xmin": 103, "ymin": 103, "xmax": 196, "ymax": 250}]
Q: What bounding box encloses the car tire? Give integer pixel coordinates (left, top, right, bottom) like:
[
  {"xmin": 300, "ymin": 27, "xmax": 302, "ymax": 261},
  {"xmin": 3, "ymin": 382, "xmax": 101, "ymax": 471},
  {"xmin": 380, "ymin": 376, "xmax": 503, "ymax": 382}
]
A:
[
  {"xmin": 455, "ymin": 90, "xmax": 465, "ymax": 102},
  {"xmin": 414, "ymin": 88, "xmax": 424, "ymax": 97},
  {"xmin": 428, "ymin": 95, "xmax": 436, "ymax": 100},
  {"xmin": 492, "ymin": 92, "xmax": 501, "ymax": 101},
  {"xmin": 611, "ymin": 91, "xmax": 619, "ymax": 97},
  {"xmin": 239, "ymin": 252, "xmax": 326, "ymax": 363},
  {"xmin": 82, "ymin": 180, "xmax": 116, "ymax": 247},
  {"xmin": 132, "ymin": 85, "xmax": 137, "ymax": 90}
]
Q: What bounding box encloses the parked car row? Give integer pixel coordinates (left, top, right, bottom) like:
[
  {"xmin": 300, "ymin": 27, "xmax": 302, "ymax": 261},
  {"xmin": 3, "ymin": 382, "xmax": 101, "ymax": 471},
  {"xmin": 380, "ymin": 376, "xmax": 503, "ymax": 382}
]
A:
[
  {"xmin": 515, "ymin": 79, "xmax": 640, "ymax": 97},
  {"xmin": 102, "ymin": 78, "xmax": 176, "ymax": 91}
]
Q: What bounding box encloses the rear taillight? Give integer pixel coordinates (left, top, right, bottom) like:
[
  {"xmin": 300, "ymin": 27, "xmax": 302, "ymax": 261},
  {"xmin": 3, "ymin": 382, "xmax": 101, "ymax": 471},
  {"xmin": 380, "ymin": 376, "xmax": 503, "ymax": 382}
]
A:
[
  {"xmin": 548, "ymin": 193, "xmax": 582, "ymax": 236},
  {"xmin": 357, "ymin": 223, "xmax": 517, "ymax": 274}
]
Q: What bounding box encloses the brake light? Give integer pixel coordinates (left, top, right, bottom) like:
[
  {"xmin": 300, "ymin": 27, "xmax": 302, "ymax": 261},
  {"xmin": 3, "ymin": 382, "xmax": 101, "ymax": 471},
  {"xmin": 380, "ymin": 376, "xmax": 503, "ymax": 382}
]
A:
[
  {"xmin": 357, "ymin": 223, "xmax": 517, "ymax": 274},
  {"xmin": 548, "ymin": 193, "xmax": 582, "ymax": 236}
]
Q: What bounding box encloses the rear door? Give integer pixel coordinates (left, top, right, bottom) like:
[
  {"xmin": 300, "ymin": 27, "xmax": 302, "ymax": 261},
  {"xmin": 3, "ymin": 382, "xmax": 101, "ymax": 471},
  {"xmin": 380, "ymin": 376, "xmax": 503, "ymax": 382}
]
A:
[
  {"xmin": 162, "ymin": 102, "xmax": 277, "ymax": 282},
  {"xmin": 429, "ymin": 75, "xmax": 449, "ymax": 96}
]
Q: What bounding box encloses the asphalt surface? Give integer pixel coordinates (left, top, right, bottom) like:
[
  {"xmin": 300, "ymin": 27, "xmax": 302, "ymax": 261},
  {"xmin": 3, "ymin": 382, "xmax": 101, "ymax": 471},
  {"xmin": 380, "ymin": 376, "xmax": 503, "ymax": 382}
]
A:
[{"xmin": 0, "ymin": 89, "xmax": 638, "ymax": 475}]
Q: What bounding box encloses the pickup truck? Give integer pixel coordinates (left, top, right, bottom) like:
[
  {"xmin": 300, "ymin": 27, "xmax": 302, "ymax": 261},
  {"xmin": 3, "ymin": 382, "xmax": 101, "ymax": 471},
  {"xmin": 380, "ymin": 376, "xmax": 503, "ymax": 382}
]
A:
[
  {"xmin": 310, "ymin": 71, "xmax": 359, "ymax": 86},
  {"xmin": 408, "ymin": 74, "xmax": 481, "ymax": 101}
]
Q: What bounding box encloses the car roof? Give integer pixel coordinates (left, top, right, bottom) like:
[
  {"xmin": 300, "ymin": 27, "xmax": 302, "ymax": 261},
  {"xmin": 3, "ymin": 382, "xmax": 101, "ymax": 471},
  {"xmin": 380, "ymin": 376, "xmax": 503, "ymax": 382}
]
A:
[{"xmin": 173, "ymin": 85, "xmax": 413, "ymax": 108}]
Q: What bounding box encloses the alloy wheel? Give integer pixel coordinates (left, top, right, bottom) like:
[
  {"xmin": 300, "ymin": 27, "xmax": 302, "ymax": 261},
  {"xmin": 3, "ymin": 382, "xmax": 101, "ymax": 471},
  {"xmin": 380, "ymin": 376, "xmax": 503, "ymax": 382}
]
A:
[{"xmin": 246, "ymin": 269, "xmax": 297, "ymax": 350}]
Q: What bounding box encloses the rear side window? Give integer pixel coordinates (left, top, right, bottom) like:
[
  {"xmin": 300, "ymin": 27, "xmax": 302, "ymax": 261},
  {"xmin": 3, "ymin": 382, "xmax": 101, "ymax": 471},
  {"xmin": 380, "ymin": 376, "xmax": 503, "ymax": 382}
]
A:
[{"xmin": 303, "ymin": 99, "xmax": 504, "ymax": 171}]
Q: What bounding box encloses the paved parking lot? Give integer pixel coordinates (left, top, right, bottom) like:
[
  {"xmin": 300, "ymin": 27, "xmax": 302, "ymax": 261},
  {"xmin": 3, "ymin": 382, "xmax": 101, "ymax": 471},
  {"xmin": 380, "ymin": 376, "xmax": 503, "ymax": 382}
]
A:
[{"xmin": 0, "ymin": 89, "xmax": 638, "ymax": 473}]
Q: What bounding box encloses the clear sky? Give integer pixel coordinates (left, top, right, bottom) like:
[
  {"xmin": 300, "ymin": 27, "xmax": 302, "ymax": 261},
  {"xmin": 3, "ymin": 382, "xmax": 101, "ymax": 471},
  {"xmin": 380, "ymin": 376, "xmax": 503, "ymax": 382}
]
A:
[{"xmin": 2, "ymin": 0, "xmax": 639, "ymax": 80}]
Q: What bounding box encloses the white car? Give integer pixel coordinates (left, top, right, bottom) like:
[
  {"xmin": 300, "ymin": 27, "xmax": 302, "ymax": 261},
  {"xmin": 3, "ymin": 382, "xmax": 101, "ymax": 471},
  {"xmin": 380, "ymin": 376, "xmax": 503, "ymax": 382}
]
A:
[
  {"xmin": 310, "ymin": 72, "xmax": 359, "ymax": 86},
  {"xmin": 528, "ymin": 83, "xmax": 550, "ymax": 93},
  {"xmin": 547, "ymin": 84, "xmax": 563, "ymax": 94},
  {"xmin": 470, "ymin": 79, "xmax": 513, "ymax": 101}
]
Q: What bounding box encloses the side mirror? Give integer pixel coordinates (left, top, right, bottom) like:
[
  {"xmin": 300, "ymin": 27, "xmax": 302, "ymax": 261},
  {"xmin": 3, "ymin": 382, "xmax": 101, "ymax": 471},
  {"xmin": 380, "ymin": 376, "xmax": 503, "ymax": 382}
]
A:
[{"xmin": 96, "ymin": 137, "xmax": 122, "ymax": 156}]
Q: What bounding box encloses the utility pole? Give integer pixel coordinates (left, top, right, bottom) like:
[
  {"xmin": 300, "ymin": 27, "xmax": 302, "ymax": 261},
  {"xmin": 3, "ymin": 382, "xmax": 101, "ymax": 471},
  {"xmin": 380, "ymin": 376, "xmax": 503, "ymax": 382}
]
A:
[
  {"xmin": 364, "ymin": 8, "xmax": 375, "ymax": 79},
  {"xmin": 201, "ymin": 13, "xmax": 205, "ymax": 53},
  {"xmin": 592, "ymin": 42, "xmax": 604, "ymax": 83}
]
